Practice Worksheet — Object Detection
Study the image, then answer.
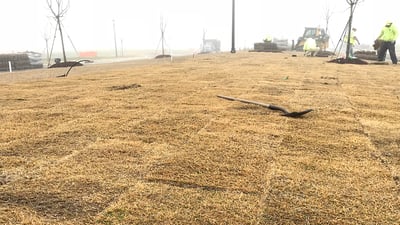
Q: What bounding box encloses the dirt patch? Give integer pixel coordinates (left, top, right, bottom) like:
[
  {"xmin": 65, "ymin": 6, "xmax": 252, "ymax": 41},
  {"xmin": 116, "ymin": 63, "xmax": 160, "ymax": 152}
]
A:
[{"xmin": 109, "ymin": 83, "xmax": 142, "ymax": 91}]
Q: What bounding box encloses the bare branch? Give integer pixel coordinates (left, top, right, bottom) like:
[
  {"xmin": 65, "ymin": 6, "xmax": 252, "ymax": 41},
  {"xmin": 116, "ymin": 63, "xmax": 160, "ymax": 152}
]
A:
[
  {"xmin": 60, "ymin": 0, "xmax": 70, "ymax": 16},
  {"xmin": 347, "ymin": 0, "xmax": 361, "ymax": 5},
  {"xmin": 323, "ymin": 4, "xmax": 334, "ymax": 33},
  {"xmin": 47, "ymin": 0, "xmax": 69, "ymax": 19},
  {"xmin": 46, "ymin": 0, "xmax": 70, "ymax": 65},
  {"xmin": 46, "ymin": 0, "xmax": 57, "ymax": 17}
]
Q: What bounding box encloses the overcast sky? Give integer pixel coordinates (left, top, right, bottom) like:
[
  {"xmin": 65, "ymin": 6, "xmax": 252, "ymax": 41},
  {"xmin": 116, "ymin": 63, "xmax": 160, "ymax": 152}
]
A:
[{"xmin": 0, "ymin": 0, "xmax": 398, "ymax": 55}]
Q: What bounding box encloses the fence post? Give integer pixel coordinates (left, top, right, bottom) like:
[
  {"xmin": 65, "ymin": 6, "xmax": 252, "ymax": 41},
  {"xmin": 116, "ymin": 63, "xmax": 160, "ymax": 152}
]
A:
[{"xmin": 8, "ymin": 61, "xmax": 12, "ymax": 73}]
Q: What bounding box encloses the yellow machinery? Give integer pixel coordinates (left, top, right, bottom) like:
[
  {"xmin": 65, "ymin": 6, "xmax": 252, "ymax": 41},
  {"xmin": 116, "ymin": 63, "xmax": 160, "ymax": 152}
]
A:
[{"xmin": 294, "ymin": 27, "xmax": 329, "ymax": 51}]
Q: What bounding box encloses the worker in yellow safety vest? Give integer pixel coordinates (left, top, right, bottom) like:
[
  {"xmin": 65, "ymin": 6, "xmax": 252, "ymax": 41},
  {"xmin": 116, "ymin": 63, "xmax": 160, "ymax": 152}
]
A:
[
  {"xmin": 303, "ymin": 38, "xmax": 319, "ymax": 56},
  {"xmin": 344, "ymin": 28, "xmax": 360, "ymax": 58},
  {"xmin": 264, "ymin": 35, "xmax": 273, "ymax": 43},
  {"xmin": 376, "ymin": 21, "xmax": 398, "ymax": 64}
]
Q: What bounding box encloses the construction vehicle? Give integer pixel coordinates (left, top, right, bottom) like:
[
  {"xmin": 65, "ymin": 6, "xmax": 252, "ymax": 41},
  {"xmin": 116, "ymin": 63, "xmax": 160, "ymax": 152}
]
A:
[{"xmin": 294, "ymin": 27, "xmax": 329, "ymax": 51}]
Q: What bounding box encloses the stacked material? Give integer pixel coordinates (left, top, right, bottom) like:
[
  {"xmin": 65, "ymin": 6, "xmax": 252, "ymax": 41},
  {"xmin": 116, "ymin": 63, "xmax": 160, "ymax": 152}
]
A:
[
  {"xmin": 0, "ymin": 52, "xmax": 43, "ymax": 72},
  {"xmin": 252, "ymin": 42, "xmax": 281, "ymax": 52},
  {"xmin": 26, "ymin": 51, "xmax": 44, "ymax": 68},
  {"xmin": 272, "ymin": 38, "xmax": 289, "ymax": 50},
  {"xmin": 354, "ymin": 50, "xmax": 379, "ymax": 60},
  {"xmin": 252, "ymin": 38, "xmax": 289, "ymax": 52}
]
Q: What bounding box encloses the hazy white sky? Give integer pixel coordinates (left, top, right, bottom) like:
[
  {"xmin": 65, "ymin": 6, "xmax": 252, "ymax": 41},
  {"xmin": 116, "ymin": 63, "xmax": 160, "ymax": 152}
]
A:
[{"xmin": 0, "ymin": 0, "xmax": 398, "ymax": 54}]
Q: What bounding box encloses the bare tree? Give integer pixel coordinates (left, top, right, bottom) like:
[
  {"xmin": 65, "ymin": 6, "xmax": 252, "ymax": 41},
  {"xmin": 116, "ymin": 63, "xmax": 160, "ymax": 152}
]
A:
[
  {"xmin": 155, "ymin": 16, "xmax": 170, "ymax": 58},
  {"xmin": 42, "ymin": 31, "xmax": 50, "ymax": 66},
  {"xmin": 345, "ymin": 0, "xmax": 360, "ymax": 59},
  {"xmin": 323, "ymin": 4, "xmax": 333, "ymax": 35},
  {"xmin": 47, "ymin": 0, "xmax": 70, "ymax": 65}
]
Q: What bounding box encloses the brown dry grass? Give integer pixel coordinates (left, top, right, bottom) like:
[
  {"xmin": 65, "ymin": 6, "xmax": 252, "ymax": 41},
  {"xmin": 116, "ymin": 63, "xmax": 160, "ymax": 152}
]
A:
[{"xmin": 0, "ymin": 52, "xmax": 399, "ymax": 224}]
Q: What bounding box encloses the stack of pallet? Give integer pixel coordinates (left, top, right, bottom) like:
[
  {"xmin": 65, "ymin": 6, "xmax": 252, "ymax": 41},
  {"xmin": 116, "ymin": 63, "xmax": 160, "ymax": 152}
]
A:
[
  {"xmin": 252, "ymin": 42, "xmax": 280, "ymax": 52},
  {"xmin": 252, "ymin": 38, "xmax": 289, "ymax": 53},
  {"xmin": 354, "ymin": 50, "xmax": 379, "ymax": 61},
  {"xmin": 0, "ymin": 52, "xmax": 43, "ymax": 72},
  {"xmin": 26, "ymin": 52, "xmax": 43, "ymax": 68}
]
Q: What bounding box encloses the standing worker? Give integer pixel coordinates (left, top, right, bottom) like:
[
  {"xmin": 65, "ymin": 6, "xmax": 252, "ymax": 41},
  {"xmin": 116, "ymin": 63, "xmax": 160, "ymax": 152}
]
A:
[
  {"xmin": 376, "ymin": 21, "xmax": 398, "ymax": 64},
  {"xmin": 345, "ymin": 28, "xmax": 360, "ymax": 58}
]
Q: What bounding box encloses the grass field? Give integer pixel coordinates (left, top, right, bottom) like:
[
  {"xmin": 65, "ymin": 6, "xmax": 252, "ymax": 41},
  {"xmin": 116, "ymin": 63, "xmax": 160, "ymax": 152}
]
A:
[{"xmin": 0, "ymin": 52, "xmax": 399, "ymax": 224}]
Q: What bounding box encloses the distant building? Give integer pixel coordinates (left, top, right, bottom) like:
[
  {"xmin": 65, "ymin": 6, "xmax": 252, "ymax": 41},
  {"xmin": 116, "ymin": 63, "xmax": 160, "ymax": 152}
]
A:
[
  {"xmin": 201, "ymin": 39, "xmax": 221, "ymax": 53},
  {"xmin": 79, "ymin": 51, "xmax": 97, "ymax": 58}
]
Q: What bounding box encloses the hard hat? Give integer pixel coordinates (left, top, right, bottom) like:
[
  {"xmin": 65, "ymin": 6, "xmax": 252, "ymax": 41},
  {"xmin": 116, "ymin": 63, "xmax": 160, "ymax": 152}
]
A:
[{"xmin": 386, "ymin": 21, "xmax": 393, "ymax": 26}]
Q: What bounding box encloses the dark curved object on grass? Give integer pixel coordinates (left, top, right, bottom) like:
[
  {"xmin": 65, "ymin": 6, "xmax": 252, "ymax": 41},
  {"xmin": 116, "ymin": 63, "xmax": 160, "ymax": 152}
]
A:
[
  {"xmin": 56, "ymin": 60, "xmax": 93, "ymax": 77},
  {"xmin": 217, "ymin": 95, "xmax": 313, "ymax": 118},
  {"xmin": 49, "ymin": 61, "xmax": 83, "ymax": 68}
]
